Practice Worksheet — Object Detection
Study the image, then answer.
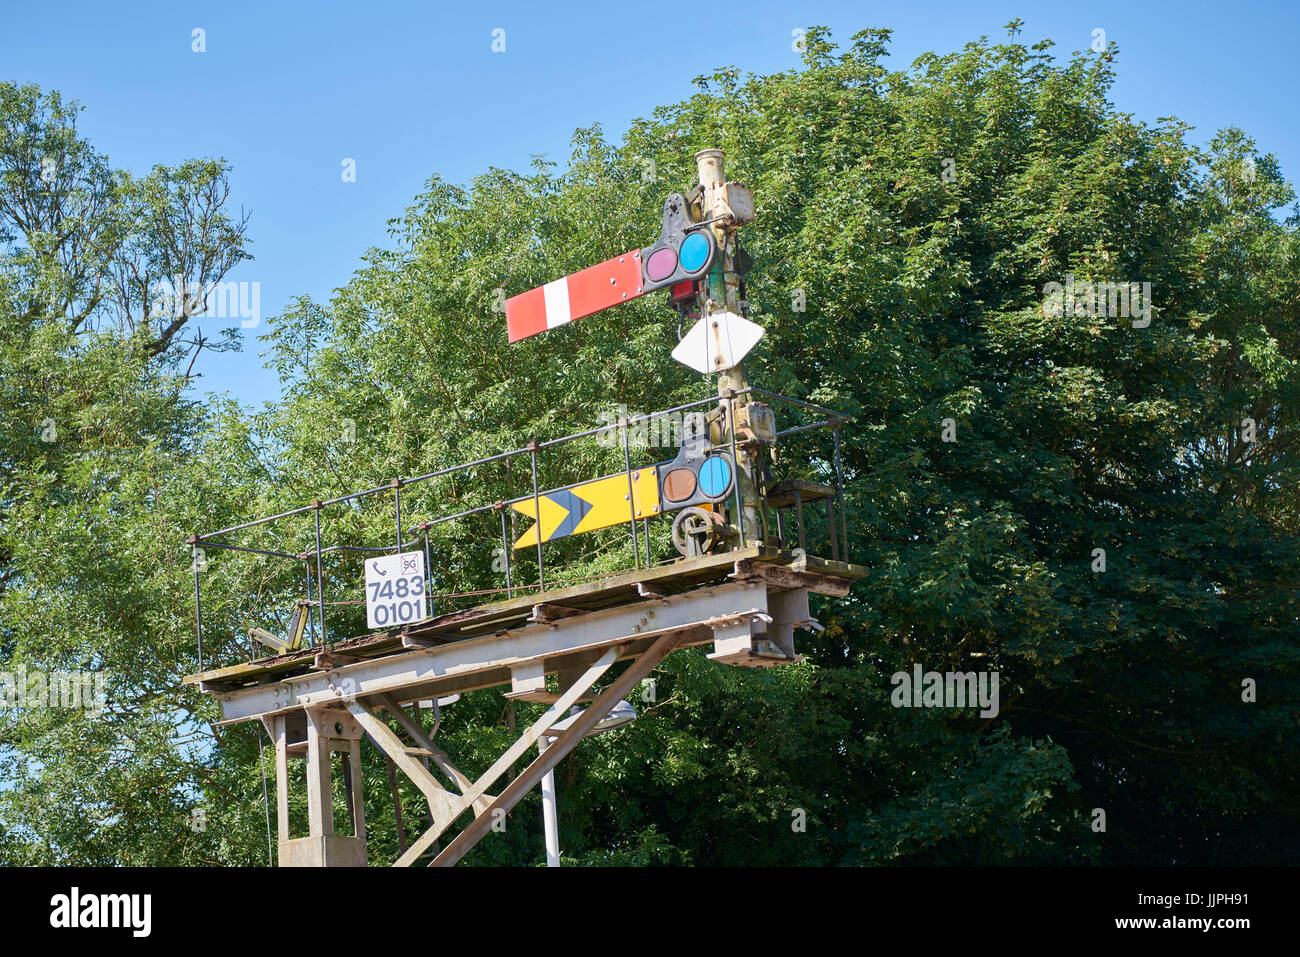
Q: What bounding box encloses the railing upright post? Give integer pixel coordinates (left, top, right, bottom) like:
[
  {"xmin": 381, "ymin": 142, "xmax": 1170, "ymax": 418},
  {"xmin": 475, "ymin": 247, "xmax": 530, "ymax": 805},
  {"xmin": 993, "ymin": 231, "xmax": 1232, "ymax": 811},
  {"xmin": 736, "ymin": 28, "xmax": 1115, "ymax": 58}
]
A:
[
  {"xmin": 833, "ymin": 426, "xmax": 849, "ymax": 560},
  {"xmin": 623, "ymin": 415, "xmax": 640, "ymax": 569},
  {"xmin": 423, "ymin": 528, "xmax": 433, "ymax": 615},
  {"xmin": 499, "ymin": 508, "xmax": 513, "ymax": 597},
  {"xmin": 393, "ymin": 480, "xmax": 403, "ymax": 553},
  {"xmin": 313, "ymin": 501, "xmax": 326, "ymax": 646},
  {"xmin": 726, "ymin": 390, "xmax": 745, "ymax": 550},
  {"xmin": 191, "ymin": 541, "xmax": 204, "ymax": 669},
  {"xmin": 529, "ymin": 442, "xmax": 544, "ymax": 592},
  {"xmin": 303, "ymin": 559, "xmax": 316, "ymax": 647}
]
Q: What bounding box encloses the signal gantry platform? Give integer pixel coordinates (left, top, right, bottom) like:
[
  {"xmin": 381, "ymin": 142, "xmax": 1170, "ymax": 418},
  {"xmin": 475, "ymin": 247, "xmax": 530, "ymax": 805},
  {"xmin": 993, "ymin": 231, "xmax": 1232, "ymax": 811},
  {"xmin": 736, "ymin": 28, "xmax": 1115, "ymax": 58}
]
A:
[{"xmin": 184, "ymin": 147, "xmax": 865, "ymax": 866}]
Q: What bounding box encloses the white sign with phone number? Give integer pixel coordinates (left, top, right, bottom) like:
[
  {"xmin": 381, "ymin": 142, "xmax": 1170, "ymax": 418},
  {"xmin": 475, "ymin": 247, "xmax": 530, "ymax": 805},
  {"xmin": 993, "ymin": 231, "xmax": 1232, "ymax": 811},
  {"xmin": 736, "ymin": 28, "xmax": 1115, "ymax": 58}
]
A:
[{"xmin": 364, "ymin": 551, "xmax": 427, "ymax": 630}]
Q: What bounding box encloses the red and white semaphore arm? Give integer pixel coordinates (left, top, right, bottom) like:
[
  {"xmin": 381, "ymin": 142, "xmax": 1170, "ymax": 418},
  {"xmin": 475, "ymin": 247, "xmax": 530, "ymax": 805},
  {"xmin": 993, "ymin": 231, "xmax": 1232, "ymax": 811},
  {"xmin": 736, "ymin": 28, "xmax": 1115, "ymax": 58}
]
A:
[{"xmin": 504, "ymin": 192, "xmax": 715, "ymax": 343}]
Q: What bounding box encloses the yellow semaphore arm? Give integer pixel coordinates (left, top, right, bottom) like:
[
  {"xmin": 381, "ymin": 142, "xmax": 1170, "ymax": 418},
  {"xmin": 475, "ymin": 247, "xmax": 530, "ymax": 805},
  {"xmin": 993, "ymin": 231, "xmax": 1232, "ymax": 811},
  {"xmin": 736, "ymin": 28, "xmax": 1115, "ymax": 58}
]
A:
[{"xmin": 511, "ymin": 467, "xmax": 662, "ymax": 549}]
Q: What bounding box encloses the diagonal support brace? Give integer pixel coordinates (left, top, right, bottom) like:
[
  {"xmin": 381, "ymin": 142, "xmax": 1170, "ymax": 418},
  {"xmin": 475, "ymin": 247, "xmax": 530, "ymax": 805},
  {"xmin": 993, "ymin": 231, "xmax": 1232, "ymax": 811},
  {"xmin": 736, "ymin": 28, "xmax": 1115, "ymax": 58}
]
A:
[
  {"xmin": 374, "ymin": 692, "xmax": 495, "ymax": 818},
  {"xmin": 391, "ymin": 643, "xmax": 624, "ymax": 866},
  {"xmin": 428, "ymin": 628, "xmax": 684, "ymax": 867},
  {"xmin": 348, "ymin": 699, "xmax": 463, "ymax": 831}
]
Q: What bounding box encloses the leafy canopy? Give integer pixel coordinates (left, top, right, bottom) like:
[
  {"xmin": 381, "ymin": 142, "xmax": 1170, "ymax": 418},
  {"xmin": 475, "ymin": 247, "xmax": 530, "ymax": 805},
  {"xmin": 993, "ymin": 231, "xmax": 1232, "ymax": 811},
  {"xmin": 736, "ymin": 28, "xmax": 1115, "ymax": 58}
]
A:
[{"xmin": 1, "ymin": 26, "xmax": 1296, "ymax": 865}]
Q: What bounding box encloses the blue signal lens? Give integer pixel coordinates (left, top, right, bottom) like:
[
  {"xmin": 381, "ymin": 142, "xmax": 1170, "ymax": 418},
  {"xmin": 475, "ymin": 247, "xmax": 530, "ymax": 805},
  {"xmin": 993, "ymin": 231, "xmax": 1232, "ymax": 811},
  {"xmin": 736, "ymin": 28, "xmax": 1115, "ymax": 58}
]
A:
[
  {"xmin": 698, "ymin": 455, "xmax": 732, "ymax": 498},
  {"xmin": 679, "ymin": 232, "xmax": 711, "ymax": 274}
]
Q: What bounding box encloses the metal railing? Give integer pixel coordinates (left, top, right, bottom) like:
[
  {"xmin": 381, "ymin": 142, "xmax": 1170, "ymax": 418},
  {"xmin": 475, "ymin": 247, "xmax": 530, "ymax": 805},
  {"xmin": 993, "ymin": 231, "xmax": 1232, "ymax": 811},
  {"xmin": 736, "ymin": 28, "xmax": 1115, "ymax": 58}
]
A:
[{"xmin": 187, "ymin": 389, "xmax": 851, "ymax": 671}]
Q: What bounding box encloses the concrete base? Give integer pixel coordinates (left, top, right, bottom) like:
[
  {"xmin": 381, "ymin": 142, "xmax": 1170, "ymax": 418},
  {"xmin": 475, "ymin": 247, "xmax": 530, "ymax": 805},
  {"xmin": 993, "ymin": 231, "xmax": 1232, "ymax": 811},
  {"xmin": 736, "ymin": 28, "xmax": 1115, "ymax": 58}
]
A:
[{"xmin": 278, "ymin": 835, "xmax": 367, "ymax": 867}]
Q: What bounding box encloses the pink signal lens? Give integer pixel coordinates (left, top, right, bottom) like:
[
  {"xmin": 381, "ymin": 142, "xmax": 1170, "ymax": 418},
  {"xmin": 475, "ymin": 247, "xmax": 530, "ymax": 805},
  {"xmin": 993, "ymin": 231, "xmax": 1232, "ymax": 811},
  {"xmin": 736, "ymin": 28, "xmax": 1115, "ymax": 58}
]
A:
[{"xmin": 645, "ymin": 247, "xmax": 678, "ymax": 282}]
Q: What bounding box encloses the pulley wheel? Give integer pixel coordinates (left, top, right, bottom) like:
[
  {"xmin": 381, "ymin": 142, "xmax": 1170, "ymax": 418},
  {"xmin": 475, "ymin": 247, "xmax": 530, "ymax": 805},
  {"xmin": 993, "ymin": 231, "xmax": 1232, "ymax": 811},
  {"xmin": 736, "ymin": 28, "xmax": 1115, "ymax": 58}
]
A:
[{"xmin": 671, "ymin": 507, "xmax": 722, "ymax": 557}]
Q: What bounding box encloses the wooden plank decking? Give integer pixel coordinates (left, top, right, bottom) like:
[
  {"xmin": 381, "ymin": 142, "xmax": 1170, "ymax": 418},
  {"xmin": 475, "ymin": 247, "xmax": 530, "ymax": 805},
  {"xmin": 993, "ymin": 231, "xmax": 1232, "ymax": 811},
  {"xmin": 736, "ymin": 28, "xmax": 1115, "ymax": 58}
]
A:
[{"xmin": 184, "ymin": 547, "xmax": 865, "ymax": 693}]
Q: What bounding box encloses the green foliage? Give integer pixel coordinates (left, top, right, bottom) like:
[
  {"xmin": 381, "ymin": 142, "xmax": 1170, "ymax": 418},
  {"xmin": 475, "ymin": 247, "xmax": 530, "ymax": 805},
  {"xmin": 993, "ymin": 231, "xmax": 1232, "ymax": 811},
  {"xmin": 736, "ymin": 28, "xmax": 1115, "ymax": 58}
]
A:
[
  {"xmin": 0, "ymin": 83, "xmax": 263, "ymax": 864},
  {"xmin": 1, "ymin": 26, "xmax": 1296, "ymax": 866}
]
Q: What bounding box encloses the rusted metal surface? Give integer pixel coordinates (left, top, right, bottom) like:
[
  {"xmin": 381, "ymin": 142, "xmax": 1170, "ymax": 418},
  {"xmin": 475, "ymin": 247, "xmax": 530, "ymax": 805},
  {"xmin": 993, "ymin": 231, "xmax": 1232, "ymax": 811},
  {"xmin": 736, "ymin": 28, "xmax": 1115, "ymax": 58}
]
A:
[{"xmin": 185, "ymin": 547, "xmax": 863, "ymax": 694}]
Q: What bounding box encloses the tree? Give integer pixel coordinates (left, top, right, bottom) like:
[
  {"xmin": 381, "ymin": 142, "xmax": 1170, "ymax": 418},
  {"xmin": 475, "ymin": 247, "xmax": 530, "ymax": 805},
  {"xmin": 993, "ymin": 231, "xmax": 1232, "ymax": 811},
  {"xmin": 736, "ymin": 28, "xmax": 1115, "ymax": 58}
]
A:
[
  {"xmin": 0, "ymin": 84, "xmax": 261, "ymax": 864},
  {"xmin": 250, "ymin": 25, "xmax": 1297, "ymax": 865},
  {"xmin": 3, "ymin": 25, "xmax": 1296, "ymax": 866},
  {"xmin": 0, "ymin": 83, "xmax": 250, "ymax": 361}
]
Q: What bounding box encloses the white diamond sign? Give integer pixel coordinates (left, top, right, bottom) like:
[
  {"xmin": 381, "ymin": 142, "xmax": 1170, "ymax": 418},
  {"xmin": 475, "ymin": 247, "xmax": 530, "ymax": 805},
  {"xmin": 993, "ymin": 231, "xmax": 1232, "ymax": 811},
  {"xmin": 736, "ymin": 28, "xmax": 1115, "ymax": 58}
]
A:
[{"xmin": 671, "ymin": 310, "xmax": 764, "ymax": 374}]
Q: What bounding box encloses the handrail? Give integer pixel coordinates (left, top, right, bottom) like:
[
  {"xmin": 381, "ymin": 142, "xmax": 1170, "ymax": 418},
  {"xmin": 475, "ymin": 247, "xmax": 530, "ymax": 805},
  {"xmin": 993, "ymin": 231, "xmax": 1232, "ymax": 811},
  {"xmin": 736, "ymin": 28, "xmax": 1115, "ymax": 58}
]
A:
[{"xmin": 185, "ymin": 389, "xmax": 848, "ymax": 671}]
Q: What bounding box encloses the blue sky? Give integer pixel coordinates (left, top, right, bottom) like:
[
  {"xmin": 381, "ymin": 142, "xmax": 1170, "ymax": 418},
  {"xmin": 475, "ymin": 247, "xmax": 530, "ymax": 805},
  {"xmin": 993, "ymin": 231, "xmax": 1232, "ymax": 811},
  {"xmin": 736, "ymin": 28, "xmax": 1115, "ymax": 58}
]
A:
[{"xmin": 2, "ymin": 0, "xmax": 1296, "ymax": 406}]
